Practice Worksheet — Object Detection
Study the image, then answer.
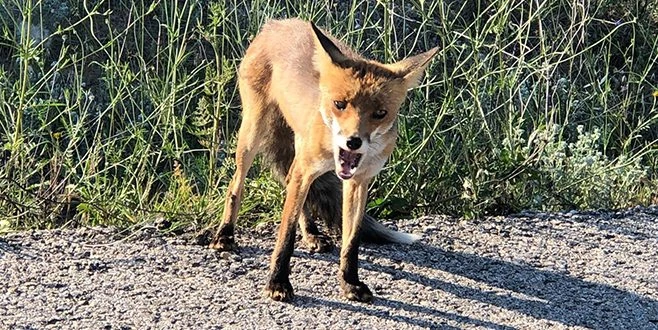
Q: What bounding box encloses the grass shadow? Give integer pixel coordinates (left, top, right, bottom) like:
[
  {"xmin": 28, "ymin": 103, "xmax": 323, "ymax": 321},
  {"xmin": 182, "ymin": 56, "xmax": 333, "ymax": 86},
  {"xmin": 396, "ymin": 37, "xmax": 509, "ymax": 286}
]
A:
[
  {"xmin": 0, "ymin": 235, "xmax": 25, "ymax": 257},
  {"xmin": 510, "ymin": 209, "xmax": 658, "ymax": 241},
  {"xmin": 357, "ymin": 242, "xmax": 658, "ymax": 329}
]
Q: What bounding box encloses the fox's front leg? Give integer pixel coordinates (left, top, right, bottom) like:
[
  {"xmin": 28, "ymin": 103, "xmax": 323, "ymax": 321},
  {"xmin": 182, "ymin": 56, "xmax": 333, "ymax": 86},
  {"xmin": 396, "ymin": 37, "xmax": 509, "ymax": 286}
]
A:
[
  {"xmin": 265, "ymin": 161, "xmax": 318, "ymax": 302},
  {"xmin": 339, "ymin": 178, "xmax": 373, "ymax": 302}
]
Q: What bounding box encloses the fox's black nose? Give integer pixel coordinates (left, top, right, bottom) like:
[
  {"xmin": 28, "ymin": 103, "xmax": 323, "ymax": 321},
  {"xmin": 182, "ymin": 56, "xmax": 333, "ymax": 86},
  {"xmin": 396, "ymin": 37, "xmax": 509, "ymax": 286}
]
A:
[{"xmin": 346, "ymin": 136, "xmax": 362, "ymax": 150}]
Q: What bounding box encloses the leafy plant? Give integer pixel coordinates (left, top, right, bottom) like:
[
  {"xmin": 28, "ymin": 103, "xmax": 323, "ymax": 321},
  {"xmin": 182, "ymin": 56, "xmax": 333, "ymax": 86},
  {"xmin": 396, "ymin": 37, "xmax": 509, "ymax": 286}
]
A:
[{"xmin": 0, "ymin": 0, "xmax": 656, "ymax": 230}]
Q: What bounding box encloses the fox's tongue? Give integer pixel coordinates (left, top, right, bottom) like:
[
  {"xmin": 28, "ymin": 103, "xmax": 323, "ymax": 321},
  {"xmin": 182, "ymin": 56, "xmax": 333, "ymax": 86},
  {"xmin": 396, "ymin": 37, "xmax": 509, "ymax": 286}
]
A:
[
  {"xmin": 338, "ymin": 149, "xmax": 362, "ymax": 178},
  {"xmin": 340, "ymin": 160, "xmax": 353, "ymax": 174}
]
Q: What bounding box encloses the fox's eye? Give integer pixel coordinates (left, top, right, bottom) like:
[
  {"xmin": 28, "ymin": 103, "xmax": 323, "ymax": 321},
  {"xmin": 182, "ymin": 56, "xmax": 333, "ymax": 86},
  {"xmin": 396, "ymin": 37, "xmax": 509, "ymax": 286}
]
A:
[
  {"xmin": 334, "ymin": 100, "xmax": 347, "ymax": 110},
  {"xmin": 372, "ymin": 109, "xmax": 388, "ymax": 119}
]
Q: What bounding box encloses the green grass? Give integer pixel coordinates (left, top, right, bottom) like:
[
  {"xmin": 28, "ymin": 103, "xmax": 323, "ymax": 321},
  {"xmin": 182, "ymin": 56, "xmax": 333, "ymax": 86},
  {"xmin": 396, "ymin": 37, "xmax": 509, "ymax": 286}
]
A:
[{"xmin": 0, "ymin": 0, "xmax": 657, "ymax": 231}]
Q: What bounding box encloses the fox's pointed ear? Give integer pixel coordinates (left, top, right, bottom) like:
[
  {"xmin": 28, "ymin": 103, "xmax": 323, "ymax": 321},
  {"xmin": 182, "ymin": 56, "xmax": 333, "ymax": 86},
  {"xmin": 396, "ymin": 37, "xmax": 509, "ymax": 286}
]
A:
[
  {"xmin": 311, "ymin": 21, "xmax": 348, "ymax": 65},
  {"xmin": 388, "ymin": 47, "xmax": 439, "ymax": 88}
]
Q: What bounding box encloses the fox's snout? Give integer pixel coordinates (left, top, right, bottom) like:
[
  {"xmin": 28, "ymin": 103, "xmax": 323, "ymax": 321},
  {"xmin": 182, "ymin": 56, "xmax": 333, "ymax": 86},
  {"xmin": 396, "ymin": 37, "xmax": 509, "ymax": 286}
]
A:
[
  {"xmin": 345, "ymin": 136, "xmax": 362, "ymax": 150},
  {"xmin": 335, "ymin": 132, "xmax": 368, "ymax": 154}
]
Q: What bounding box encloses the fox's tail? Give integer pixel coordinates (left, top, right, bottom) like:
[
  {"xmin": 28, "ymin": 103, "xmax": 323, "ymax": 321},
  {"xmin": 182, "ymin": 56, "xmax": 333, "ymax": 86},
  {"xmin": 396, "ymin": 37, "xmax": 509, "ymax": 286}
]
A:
[{"xmin": 258, "ymin": 111, "xmax": 419, "ymax": 245}]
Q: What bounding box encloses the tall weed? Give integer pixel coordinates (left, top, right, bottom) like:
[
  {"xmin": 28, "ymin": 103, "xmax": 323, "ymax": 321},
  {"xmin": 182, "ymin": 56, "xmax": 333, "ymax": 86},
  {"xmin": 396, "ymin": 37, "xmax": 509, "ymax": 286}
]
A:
[{"xmin": 0, "ymin": 0, "xmax": 656, "ymax": 229}]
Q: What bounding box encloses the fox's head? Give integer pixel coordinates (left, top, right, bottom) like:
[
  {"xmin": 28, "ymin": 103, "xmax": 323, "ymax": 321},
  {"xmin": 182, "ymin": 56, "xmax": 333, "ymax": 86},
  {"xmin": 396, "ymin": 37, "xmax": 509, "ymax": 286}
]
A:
[{"xmin": 311, "ymin": 22, "xmax": 438, "ymax": 180}]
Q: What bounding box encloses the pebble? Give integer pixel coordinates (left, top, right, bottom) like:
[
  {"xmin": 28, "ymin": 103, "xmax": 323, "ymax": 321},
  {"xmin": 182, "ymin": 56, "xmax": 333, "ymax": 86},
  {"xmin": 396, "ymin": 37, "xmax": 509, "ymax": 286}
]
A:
[{"xmin": 1, "ymin": 206, "xmax": 657, "ymax": 329}]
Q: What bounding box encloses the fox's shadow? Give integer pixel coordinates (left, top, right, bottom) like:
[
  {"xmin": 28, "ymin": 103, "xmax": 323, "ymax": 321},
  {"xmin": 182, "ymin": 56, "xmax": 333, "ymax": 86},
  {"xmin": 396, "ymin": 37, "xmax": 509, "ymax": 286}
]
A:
[
  {"xmin": 292, "ymin": 293, "xmax": 515, "ymax": 330},
  {"xmin": 292, "ymin": 239, "xmax": 658, "ymax": 329}
]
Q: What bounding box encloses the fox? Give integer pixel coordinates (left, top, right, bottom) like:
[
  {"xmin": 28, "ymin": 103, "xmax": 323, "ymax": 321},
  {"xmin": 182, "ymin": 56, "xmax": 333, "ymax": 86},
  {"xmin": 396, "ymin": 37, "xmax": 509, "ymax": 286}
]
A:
[{"xmin": 208, "ymin": 18, "xmax": 438, "ymax": 303}]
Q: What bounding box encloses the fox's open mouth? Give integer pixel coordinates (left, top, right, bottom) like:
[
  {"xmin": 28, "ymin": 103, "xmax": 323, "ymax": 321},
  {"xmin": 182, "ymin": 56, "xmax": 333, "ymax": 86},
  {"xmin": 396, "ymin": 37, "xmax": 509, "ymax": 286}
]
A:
[{"xmin": 337, "ymin": 148, "xmax": 363, "ymax": 180}]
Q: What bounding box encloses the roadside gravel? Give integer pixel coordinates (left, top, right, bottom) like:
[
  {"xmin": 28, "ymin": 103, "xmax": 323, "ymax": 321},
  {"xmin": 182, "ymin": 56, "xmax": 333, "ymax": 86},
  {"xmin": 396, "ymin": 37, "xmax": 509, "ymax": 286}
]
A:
[{"xmin": 1, "ymin": 207, "xmax": 657, "ymax": 329}]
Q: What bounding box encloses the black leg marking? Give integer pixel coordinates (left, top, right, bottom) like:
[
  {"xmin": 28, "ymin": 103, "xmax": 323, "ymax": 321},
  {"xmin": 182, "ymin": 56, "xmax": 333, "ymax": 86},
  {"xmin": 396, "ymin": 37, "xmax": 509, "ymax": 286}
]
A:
[
  {"xmin": 303, "ymin": 233, "xmax": 333, "ymax": 253},
  {"xmin": 265, "ymin": 225, "xmax": 297, "ymax": 302},
  {"xmin": 339, "ymin": 233, "xmax": 372, "ymax": 302},
  {"xmin": 300, "ymin": 210, "xmax": 333, "ymax": 253},
  {"xmin": 208, "ymin": 222, "xmax": 237, "ymax": 251}
]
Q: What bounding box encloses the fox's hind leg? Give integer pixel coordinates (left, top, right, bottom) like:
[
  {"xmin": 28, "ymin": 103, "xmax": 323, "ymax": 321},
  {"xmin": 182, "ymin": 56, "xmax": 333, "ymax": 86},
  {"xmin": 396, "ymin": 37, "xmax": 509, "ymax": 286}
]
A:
[
  {"xmin": 298, "ymin": 209, "xmax": 333, "ymax": 253},
  {"xmin": 265, "ymin": 132, "xmax": 334, "ymax": 254},
  {"xmin": 209, "ymin": 82, "xmax": 266, "ymax": 251},
  {"xmin": 298, "ymin": 172, "xmax": 343, "ymax": 253}
]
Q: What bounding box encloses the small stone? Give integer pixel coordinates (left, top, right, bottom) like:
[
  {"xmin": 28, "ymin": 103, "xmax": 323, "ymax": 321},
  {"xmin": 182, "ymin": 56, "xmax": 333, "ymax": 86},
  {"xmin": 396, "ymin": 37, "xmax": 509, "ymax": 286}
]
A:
[{"xmin": 424, "ymin": 225, "xmax": 437, "ymax": 232}]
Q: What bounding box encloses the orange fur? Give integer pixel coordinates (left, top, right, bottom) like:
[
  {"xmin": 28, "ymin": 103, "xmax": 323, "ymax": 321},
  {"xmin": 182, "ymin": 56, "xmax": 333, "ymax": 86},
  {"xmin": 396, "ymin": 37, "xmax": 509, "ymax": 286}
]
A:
[{"xmin": 209, "ymin": 18, "xmax": 438, "ymax": 302}]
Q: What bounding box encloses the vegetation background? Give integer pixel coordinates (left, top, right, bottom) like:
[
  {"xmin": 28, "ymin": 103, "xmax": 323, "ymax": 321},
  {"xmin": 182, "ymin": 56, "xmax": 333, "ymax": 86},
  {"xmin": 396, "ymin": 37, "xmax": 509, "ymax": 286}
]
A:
[{"xmin": 1, "ymin": 0, "xmax": 657, "ymax": 232}]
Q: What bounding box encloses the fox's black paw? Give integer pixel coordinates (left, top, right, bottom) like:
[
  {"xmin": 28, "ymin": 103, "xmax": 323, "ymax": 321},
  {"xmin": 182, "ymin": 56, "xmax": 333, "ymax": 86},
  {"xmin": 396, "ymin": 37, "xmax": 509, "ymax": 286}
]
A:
[
  {"xmin": 265, "ymin": 280, "xmax": 294, "ymax": 302},
  {"xmin": 208, "ymin": 225, "xmax": 237, "ymax": 251},
  {"xmin": 303, "ymin": 234, "xmax": 333, "ymax": 253},
  {"xmin": 208, "ymin": 235, "xmax": 237, "ymax": 251},
  {"xmin": 341, "ymin": 281, "xmax": 373, "ymax": 303}
]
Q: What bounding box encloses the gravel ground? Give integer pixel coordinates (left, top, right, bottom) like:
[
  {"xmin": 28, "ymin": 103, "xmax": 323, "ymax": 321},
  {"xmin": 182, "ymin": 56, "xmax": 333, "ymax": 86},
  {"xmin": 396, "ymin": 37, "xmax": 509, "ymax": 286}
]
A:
[{"xmin": 1, "ymin": 207, "xmax": 657, "ymax": 329}]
